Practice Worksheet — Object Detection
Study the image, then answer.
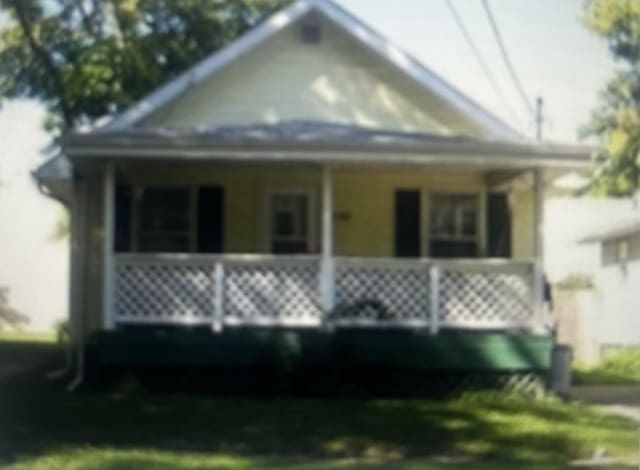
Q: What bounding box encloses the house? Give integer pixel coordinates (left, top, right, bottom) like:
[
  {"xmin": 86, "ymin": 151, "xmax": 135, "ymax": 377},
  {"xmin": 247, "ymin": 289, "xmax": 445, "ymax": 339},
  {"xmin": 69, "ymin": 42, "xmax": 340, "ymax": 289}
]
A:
[
  {"xmin": 576, "ymin": 212, "xmax": 640, "ymax": 358},
  {"xmin": 34, "ymin": 0, "xmax": 590, "ymax": 388},
  {"xmin": 543, "ymin": 197, "xmax": 639, "ymax": 364}
]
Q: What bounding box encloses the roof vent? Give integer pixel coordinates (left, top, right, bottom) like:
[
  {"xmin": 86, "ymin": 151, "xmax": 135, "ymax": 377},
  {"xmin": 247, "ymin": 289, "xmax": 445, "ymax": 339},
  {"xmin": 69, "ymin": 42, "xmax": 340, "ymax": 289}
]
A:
[{"xmin": 301, "ymin": 19, "xmax": 322, "ymax": 44}]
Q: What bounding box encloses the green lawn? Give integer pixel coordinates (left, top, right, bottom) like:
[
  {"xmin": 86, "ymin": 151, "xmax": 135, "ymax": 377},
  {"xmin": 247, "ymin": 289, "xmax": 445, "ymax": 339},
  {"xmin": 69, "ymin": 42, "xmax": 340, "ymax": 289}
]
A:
[
  {"xmin": 574, "ymin": 348, "xmax": 640, "ymax": 385},
  {"xmin": 0, "ymin": 330, "xmax": 56, "ymax": 343},
  {"xmin": 0, "ymin": 357, "xmax": 638, "ymax": 470}
]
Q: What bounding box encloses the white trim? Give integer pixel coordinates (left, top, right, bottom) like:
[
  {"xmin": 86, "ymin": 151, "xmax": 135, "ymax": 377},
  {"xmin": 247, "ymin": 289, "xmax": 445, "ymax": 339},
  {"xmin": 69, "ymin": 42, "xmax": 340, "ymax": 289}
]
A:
[
  {"xmin": 100, "ymin": 0, "xmax": 518, "ymax": 139},
  {"xmin": 102, "ymin": 163, "xmax": 115, "ymax": 330},
  {"xmin": 429, "ymin": 264, "xmax": 440, "ymax": 334},
  {"xmin": 213, "ymin": 262, "xmax": 225, "ymax": 332},
  {"xmin": 532, "ymin": 169, "xmax": 545, "ymax": 331},
  {"xmin": 320, "ymin": 165, "xmax": 335, "ymax": 313},
  {"xmin": 478, "ymin": 187, "xmax": 488, "ymax": 256},
  {"xmin": 66, "ymin": 146, "xmax": 588, "ymax": 169}
]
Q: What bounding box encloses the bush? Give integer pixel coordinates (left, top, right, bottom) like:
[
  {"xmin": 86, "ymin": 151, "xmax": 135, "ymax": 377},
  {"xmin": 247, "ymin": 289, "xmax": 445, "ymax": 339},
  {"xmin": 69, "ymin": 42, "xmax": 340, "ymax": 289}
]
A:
[
  {"xmin": 555, "ymin": 273, "xmax": 594, "ymax": 290},
  {"xmin": 54, "ymin": 319, "xmax": 70, "ymax": 344},
  {"xmin": 574, "ymin": 346, "xmax": 640, "ymax": 384},
  {"xmin": 600, "ymin": 347, "xmax": 640, "ymax": 380},
  {"xmin": 0, "ymin": 287, "xmax": 29, "ymax": 331}
]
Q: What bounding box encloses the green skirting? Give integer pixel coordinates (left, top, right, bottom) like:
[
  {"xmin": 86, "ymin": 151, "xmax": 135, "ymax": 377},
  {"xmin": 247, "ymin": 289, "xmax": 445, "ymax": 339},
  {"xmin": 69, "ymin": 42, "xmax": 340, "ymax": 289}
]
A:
[{"xmin": 87, "ymin": 328, "xmax": 552, "ymax": 371}]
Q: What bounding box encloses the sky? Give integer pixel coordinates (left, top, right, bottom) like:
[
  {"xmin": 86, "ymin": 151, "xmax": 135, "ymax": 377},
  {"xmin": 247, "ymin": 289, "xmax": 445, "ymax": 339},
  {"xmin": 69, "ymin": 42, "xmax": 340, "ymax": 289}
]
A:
[{"xmin": 0, "ymin": 0, "xmax": 618, "ymax": 329}]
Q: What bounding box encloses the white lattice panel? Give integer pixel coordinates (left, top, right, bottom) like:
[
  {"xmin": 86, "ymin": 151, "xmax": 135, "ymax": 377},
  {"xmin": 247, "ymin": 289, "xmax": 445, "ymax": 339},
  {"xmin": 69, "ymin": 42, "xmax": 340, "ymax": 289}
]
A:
[
  {"xmin": 224, "ymin": 260, "xmax": 321, "ymax": 325},
  {"xmin": 115, "ymin": 260, "xmax": 214, "ymax": 324},
  {"xmin": 438, "ymin": 266, "xmax": 533, "ymax": 328},
  {"xmin": 334, "ymin": 261, "xmax": 430, "ymax": 323}
]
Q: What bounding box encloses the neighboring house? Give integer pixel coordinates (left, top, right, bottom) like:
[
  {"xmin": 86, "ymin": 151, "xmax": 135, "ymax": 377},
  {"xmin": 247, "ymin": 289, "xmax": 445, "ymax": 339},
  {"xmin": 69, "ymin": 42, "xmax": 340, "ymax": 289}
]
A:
[
  {"xmin": 580, "ymin": 214, "xmax": 640, "ymax": 354},
  {"xmin": 542, "ymin": 197, "xmax": 639, "ymax": 364},
  {"xmin": 34, "ymin": 0, "xmax": 589, "ymax": 384},
  {"xmin": 544, "ymin": 197, "xmax": 640, "ymax": 284}
]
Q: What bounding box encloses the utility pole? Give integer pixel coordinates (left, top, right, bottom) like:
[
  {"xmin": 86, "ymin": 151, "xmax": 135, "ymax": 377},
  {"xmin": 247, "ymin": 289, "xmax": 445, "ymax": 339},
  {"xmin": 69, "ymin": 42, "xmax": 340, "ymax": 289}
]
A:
[{"xmin": 535, "ymin": 96, "xmax": 544, "ymax": 141}]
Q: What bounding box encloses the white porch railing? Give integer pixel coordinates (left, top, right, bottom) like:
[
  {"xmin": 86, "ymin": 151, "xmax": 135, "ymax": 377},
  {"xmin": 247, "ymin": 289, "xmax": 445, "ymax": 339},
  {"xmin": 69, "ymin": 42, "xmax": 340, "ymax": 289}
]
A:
[{"xmin": 113, "ymin": 254, "xmax": 538, "ymax": 331}]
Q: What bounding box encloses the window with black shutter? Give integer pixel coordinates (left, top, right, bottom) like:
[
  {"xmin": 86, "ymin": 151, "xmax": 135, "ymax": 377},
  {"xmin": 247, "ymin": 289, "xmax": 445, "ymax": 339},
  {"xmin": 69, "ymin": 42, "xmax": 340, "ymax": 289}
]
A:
[{"xmin": 114, "ymin": 184, "xmax": 224, "ymax": 253}]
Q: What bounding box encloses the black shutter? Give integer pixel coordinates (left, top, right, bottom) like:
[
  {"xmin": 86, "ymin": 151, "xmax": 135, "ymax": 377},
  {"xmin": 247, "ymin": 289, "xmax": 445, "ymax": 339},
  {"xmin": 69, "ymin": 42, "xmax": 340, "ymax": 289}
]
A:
[
  {"xmin": 114, "ymin": 184, "xmax": 132, "ymax": 252},
  {"xmin": 197, "ymin": 186, "xmax": 224, "ymax": 253},
  {"xmin": 394, "ymin": 190, "xmax": 421, "ymax": 257},
  {"xmin": 486, "ymin": 192, "xmax": 511, "ymax": 257}
]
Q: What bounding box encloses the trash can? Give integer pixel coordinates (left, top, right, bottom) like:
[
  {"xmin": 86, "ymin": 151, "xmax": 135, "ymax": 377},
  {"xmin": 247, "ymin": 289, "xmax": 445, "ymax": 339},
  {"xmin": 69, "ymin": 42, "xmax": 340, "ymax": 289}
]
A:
[{"xmin": 550, "ymin": 344, "xmax": 572, "ymax": 396}]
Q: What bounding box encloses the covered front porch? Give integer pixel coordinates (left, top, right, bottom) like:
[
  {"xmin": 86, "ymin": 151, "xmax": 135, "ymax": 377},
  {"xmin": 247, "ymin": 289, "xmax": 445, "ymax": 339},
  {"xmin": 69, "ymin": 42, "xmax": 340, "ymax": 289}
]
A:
[{"xmin": 55, "ymin": 123, "xmax": 589, "ymax": 338}]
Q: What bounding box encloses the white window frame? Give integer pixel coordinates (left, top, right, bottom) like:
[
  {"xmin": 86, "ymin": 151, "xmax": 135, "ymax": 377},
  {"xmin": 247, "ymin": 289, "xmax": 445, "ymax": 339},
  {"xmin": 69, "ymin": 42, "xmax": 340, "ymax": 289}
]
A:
[
  {"xmin": 131, "ymin": 184, "xmax": 198, "ymax": 253},
  {"xmin": 425, "ymin": 190, "xmax": 485, "ymax": 257},
  {"xmin": 264, "ymin": 187, "xmax": 317, "ymax": 254}
]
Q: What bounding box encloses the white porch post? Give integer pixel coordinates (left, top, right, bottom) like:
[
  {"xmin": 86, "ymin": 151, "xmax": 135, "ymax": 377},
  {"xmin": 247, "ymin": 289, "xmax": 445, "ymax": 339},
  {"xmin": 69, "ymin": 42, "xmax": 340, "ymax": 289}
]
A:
[
  {"xmin": 103, "ymin": 162, "xmax": 115, "ymax": 330},
  {"xmin": 319, "ymin": 165, "xmax": 335, "ymax": 316},
  {"xmin": 532, "ymin": 168, "xmax": 546, "ymax": 332},
  {"xmin": 429, "ymin": 264, "xmax": 441, "ymax": 335}
]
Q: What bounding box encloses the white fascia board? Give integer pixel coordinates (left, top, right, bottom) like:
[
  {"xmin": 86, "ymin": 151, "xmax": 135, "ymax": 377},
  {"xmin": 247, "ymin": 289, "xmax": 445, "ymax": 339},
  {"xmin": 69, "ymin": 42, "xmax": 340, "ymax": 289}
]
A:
[
  {"xmin": 311, "ymin": 0, "xmax": 521, "ymax": 141},
  {"xmin": 65, "ymin": 146, "xmax": 588, "ymax": 169},
  {"xmin": 100, "ymin": 0, "xmax": 313, "ymax": 131}
]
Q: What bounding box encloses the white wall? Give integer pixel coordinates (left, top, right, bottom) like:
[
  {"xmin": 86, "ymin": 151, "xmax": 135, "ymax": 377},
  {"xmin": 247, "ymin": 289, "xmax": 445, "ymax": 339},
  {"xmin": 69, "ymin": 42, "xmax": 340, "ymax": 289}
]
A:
[
  {"xmin": 544, "ymin": 197, "xmax": 639, "ymax": 282},
  {"xmin": 0, "ymin": 101, "xmax": 69, "ymax": 331},
  {"xmin": 598, "ymin": 233, "xmax": 640, "ymax": 348}
]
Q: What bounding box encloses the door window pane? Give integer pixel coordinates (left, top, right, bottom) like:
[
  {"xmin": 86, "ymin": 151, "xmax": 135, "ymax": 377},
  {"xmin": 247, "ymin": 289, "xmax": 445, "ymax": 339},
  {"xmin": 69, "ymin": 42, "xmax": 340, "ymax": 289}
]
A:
[{"xmin": 270, "ymin": 193, "xmax": 310, "ymax": 254}]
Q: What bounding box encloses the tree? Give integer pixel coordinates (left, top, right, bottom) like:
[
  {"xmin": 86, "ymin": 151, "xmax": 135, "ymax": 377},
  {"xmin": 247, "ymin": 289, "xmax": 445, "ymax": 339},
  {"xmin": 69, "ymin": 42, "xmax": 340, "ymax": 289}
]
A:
[
  {"xmin": 0, "ymin": 287, "xmax": 29, "ymax": 331},
  {"xmin": 0, "ymin": 0, "xmax": 289, "ymax": 135},
  {"xmin": 582, "ymin": 0, "xmax": 640, "ymax": 196}
]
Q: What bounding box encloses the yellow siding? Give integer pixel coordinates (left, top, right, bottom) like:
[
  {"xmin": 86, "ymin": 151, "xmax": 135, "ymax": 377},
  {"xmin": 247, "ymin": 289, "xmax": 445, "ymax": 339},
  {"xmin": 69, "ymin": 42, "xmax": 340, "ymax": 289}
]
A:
[
  {"xmin": 141, "ymin": 16, "xmax": 485, "ymax": 137},
  {"xmin": 511, "ymin": 185, "xmax": 534, "ymax": 260},
  {"xmin": 124, "ymin": 165, "xmax": 491, "ymax": 257}
]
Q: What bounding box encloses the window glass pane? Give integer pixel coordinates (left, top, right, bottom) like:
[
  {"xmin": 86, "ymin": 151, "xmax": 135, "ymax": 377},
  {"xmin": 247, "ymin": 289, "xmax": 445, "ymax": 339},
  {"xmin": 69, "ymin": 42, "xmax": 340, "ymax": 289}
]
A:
[
  {"xmin": 273, "ymin": 240, "xmax": 308, "ymax": 254},
  {"xmin": 430, "ymin": 240, "xmax": 478, "ymax": 258},
  {"xmin": 275, "ymin": 211, "xmax": 294, "ymax": 236},
  {"xmin": 460, "ymin": 204, "xmax": 477, "ymax": 237},
  {"xmin": 430, "ymin": 194, "xmax": 477, "ymax": 238},
  {"xmin": 295, "ymin": 196, "xmax": 308, "ymax": 236},
  {"xmin": 430, "ymin": 196, "xmax": 456, "ymax": 237},
  {"xmin": 140, "ymin": 188, "xmax": 190, "ymax": 231},
  {"xmin": 139, "ymin": 187, "xmax": 191, "ymax": 252},
  {"xmin": 270, "ymin": 192, "xmax": 310, "ymax": 254},
  {"xmin": 272, "ymin": 194, "xmax": 308, "ymax": 238}
]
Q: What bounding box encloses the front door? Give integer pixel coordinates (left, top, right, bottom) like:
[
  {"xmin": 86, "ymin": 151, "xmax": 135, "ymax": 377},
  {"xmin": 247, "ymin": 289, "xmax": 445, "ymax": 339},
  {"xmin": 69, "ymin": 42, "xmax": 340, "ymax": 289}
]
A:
[{"xmin": 267, "ymin": 190, "xmax": 315, "ymax": 254}]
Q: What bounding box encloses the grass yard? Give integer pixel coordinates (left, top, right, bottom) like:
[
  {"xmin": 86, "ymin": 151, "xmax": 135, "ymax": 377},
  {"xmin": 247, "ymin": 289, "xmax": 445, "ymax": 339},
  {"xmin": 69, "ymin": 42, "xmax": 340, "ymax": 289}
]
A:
[
  {"xmin": 0, "ymin": 338, "xmax": 637, "ymax": 469},
  {"xmin": 574, "ymin": 348, "xmax": 640, "ymax": 385},
  {"xmin": 0, "ymin": 331, "xmax": 56, "ymax": 343}
]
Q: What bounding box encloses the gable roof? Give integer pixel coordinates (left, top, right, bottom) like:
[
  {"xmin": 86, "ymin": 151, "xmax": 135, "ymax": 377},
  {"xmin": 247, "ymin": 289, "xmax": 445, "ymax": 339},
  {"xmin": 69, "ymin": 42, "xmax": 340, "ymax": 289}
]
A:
[{"xmin": 100, "ymin": 0, "xmax": 521, "ymax": 141}]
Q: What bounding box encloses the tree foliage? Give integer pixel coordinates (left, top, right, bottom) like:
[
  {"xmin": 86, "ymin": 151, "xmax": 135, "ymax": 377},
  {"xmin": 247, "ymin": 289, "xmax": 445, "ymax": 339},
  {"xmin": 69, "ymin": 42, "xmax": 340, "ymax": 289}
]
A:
[
  {"xmin": 0, "ymin": 0, "xmax": 289, "ymax": 134},
  {"xmin": 0, "ymin": 287, "xmax": 29, "ymax": 331},
  {"xmin": 582, "ymin": 0, "xmax": 640, "ymax": 196}
]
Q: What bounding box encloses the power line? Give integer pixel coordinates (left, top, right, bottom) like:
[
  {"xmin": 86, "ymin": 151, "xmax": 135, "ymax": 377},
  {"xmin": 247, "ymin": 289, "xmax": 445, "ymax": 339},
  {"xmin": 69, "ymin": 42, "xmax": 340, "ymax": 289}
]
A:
[
  {"xmin": 444, "ymin": 0, "xmax": 521, "ymax": 127},
  {"xmin": 481, "ymin": 0, "xmax": 534, "ymax": 116}
]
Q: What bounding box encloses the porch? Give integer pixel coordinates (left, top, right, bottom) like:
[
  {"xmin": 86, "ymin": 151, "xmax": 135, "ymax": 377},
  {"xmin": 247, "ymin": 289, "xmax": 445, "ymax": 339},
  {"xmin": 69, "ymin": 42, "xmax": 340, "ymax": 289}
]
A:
[
  {"xmin": 96, "ymin": 157, "xmax": 548, "ymax": 333},
  {"xmin": 113, "ymin": 254, "xmax": 538, "ymax": 332},
  {"xmin": 54, "ymin": 122, "xmax": 592, "ymax": 339}
]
